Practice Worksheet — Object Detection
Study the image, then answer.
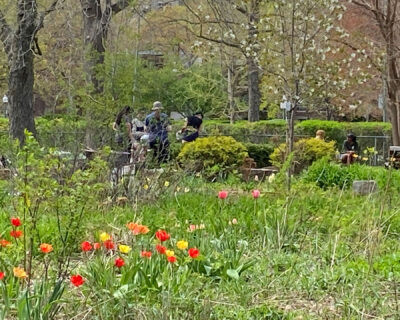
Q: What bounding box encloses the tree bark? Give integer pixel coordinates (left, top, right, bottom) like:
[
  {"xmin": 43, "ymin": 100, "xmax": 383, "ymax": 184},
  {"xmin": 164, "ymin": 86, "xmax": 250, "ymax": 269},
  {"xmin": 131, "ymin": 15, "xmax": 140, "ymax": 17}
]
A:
[
  {"xmin": 247, "ymin": 57, "xmax": 260, "ymax": 122},
  {"xmin": 80, "ymin": 0, "xmax": 130, "ymax": 93},
  {"xmin": 228, "ymin": 61, "xmax": 236, "ymax": 124}
]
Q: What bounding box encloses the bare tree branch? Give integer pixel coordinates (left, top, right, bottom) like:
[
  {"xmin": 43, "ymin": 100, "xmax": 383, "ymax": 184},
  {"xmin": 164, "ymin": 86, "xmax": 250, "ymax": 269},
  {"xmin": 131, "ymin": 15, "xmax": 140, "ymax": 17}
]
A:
[
  {"xmin": 111, "ymin": 0, "xmax": 131, "ymax": 15},
  {"xmin": 0, "ymin": 9, "xmax": 13, "ymax": 57},
  {"xmin": 37, "ymin": 0, "xmax": 65, "ymax": 30}
]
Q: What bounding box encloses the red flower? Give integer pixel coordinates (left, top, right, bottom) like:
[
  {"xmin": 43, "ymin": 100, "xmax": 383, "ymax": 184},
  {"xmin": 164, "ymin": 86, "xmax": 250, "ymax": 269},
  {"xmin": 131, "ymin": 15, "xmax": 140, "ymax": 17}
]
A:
[
  {"xmin": 70, "ymin": 274, "xmax": 85, "ymax": 287},
  {"xmin": 141, "ymin": 251, "xmax": 152, "ymax": 258},
  {"xmin": 156, "ymin": 244, "xmax": 167, "ymax": 254},
  {"xmin": 81, "ymin": 241, "xmax": 92, "ymax": 252},
  {"xmin": 40, "ymin": 243, "xmax": 53, "ymax": 253},
  {"xmin": 0, "ymin": 239, "xmax": 11, "ymax": 247},
  {"xmin": 10, "ymin": 230, "xmax": 23, "ymax": 238},
  {"xmin": 104, "ymin": 240, "xmax": 114, "ymax": 250},
  {"xmin": 93, "ymin": 242, "xmax": 101, "ymax": 250},
  {"xmin": 11, "ymin": 217, "xmax": 21, "ymax": 227},
  {"xmin": 218, "ymin": 191, "xmax": 228, "ymax": 199},
  {"xmin": 0, "ymin": 272, "xmax": 4, "ymax": 280},
  {"xmin": 167, "ymin": 256, "xmax": 177, "ymax": 263},
  {"xmin": 155, "ymin": 230, "xmax": 170, "ymax": 242},
  {"xmin": 252, "ymin": 189, "xmax": 260, "ymax": 199},
  {"xmin": 188, "ymin": 248, "xmax": 200, "ymax": 259},
  {"xmin": 114, "ymin": 257, "xmax": 125, "ymax": 268}
]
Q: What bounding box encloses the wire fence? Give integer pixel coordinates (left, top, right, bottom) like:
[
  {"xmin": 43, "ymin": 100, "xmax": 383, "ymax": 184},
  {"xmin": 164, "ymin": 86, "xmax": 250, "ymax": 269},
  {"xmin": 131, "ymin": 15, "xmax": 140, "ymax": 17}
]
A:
[{"xmin": 0, "ymin": 129, "xmax": 393, "ymax": 166}]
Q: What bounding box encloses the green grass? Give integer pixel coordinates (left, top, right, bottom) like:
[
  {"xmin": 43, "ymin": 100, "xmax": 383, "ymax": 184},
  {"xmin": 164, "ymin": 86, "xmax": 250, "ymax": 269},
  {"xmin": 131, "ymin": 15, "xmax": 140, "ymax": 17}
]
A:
[{"xmin": 0, "ymin": 162, "xmax": 399, "ymax": 319}]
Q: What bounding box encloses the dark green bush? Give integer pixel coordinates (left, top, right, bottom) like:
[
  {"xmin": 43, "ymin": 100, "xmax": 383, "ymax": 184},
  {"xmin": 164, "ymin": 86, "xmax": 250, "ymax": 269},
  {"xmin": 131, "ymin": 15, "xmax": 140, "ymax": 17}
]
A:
[
  {"xmin": 245, "ymin": 143, "xmax": 274, "ymax": 167},
  {"xmin": 296, "ymin": 120, "xmax": 391, "ymax": 145},
  {"xmin": 177, "ymin": 136, "xmax": 248, "ymax": 177}
]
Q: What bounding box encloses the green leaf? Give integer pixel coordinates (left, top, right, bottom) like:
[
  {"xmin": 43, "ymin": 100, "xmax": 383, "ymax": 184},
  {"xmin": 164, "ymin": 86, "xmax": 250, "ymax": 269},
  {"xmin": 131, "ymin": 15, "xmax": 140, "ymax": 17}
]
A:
[{"xmin": 226, "ymin": 269, "xmax": 239, "ymax": 280}]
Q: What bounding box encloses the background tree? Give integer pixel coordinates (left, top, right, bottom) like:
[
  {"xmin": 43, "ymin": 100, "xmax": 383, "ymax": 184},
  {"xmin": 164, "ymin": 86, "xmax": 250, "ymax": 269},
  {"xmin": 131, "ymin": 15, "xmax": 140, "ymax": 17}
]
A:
[
  {"xmin": 178, "ymin": 0, "xmax": 264, "ymax": 122},
  {"xmin": 80, "ymin": 0, "xmax": 132, "ymax": 93},
  {"xmin": 0, "ymin": 0, "xmax": 61, "ymax": 143},
  {"xmin": 350, "ymin": 0, "xmax": 400, "ymax": 145}
]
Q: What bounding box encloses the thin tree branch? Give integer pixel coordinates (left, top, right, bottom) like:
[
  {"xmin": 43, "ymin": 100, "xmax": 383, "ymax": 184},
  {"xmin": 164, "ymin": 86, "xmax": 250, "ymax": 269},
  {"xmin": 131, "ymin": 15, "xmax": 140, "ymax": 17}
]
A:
[
  {"xmin": 111, "ymin": 0, "xmax": 131, "ymax": 15},
  {"xmin": 0, "ymin": 9, "xmax": 13, "ymax": 57}
]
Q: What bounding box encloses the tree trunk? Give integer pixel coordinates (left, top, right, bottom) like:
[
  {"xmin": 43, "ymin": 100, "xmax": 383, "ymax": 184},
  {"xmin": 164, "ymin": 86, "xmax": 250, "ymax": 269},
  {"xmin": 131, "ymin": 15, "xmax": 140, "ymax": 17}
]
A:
[
  {"xmin": 247, "ymin": 57, "xmax": 260, "ymax": 122},
  {"xmin": 9, "ymin": 56, "xmax": 36, "ymax": 143},
  {"xmin": 81, "ymin": 0, "xmax": 107, "ymax": 93},
  {"xmin": 228, "ymin": 61, "xmax": 236, "ymax": 124},
  {"xmin": 7, "ymin": 0, "xmax": 39, "ymax": 143}
]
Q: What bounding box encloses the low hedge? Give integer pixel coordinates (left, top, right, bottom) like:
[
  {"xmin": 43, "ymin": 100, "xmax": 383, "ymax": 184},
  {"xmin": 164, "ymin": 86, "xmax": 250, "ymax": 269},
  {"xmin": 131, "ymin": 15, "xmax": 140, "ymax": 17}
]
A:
[{"xmin": 245, "ymin": 143, "xmax": 274, "ymax": 167}]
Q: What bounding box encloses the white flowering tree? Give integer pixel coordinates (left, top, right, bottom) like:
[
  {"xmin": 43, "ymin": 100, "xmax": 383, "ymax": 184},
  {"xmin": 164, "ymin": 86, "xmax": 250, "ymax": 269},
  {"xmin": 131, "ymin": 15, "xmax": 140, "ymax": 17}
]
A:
[
  {"xmin": 260, "ymin": 0, "xmax": 365, "ymax": 153},
  {"xmin": 179, "ymin": 0, "xmax": 264, "ymax": 122}
]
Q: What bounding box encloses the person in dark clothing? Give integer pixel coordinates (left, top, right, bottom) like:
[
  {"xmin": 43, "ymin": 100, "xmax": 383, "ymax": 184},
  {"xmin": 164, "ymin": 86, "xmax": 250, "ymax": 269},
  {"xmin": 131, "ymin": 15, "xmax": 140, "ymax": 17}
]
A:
[
  {"xmin": 145, "ymin": 101, "xmax": 171, "ymax": 163},
  {"xmin": 113, "ymin": 106, "xmax": 134, "ymax": 163},
  {"xmin": 341, "ymin": 133, "xmax": 359, "ymax": 165},
  {"xmin": 180, "ymin": 112, "xmax": 203, "ymax": 143}
]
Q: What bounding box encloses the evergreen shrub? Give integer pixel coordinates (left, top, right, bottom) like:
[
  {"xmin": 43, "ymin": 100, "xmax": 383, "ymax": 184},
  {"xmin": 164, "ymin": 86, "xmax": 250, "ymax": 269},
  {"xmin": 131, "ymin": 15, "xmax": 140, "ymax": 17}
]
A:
[{"xmin": 177, "ymin": 136, "xmax": 248, "ymax": 177}]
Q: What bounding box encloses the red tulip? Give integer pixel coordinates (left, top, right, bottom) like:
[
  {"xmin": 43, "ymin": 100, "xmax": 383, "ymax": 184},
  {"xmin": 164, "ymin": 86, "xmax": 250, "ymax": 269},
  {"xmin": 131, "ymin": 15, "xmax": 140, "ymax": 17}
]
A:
[
  {"xmin": 252, "ymin": 189, "xmax": 260, "ymax": 199},
  {"xmin": 11, "ymin": 217, "xmax": 21, "ymax": 227},
  {"xmin": 218, "ymin": 191, "xmax": 228, "ymax": 199},
  {"xmin": 155, "ymin": 230, "xmax": 170, "ymax": 242},
  {"xmin": 81, "ymin": 241, "xmax": 92, "ymax": 252},
  {"xmin": 156, "ymin": 244, "xmax": 167, "ymax": 254},
  {"xmin": 70, "ymin": 274, "xmax": 85, "ymax": 287},
  {"xmin": 188, "ymin": 248, "xmax": 200, "ymax": 259},
  {"xmin": 104, "ymin": 240, "xmax": 114, "ymax": 250},
  {"xmin": 141, "ymin": 251, "xmax": 152, "ymax": 258},
  {"xmin": 167, "ymin": 256, "xmax": 177, "ymax": 263},
  {"xmin": 114, "ymin": 257, "xmax": 125, "ymax": 268},
  {"xmin": 0, "ymin": 272, "xmax": 4, "ymax": 280},
  {"xmin": 93, "ymin": 242, "xmax": 101, "ymax": 250},
  {"xmin": 10, "ymin": 230, "xmax": 23, "ymax": 238}
]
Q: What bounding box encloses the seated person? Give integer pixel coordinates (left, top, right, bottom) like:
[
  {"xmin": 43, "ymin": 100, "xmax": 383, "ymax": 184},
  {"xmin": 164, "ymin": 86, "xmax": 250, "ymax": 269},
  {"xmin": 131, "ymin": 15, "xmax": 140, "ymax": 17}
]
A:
[
  {"xmin": 180, "ymin": 112, "xmax": 203, "ymax": 144},
  {"xmin": 315, "ymin": 130, "xmax": 325, "ymax": 140},
  {"xmin": 341, "ymin": 133, "xmax": 359, "ymax": 165}
]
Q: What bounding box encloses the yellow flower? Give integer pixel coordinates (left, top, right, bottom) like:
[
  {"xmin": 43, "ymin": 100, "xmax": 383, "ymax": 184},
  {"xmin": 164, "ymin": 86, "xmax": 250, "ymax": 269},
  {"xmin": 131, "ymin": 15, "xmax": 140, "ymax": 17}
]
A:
[
  {"xmin": 176, "ymin": 240, "xmax": 188, "ymax": 250},
  {"xmin": 184, "ymin": 187, "xmax": 190, "ymax": 193},
  {"xmin": 13, "ymin": 267, "xmax": 27, "ymax": 279},
  {"xmin": 176, "ymin": 187, "xmax": 181, "ymax": 192},
  {"xmin": 164, "ymin": 181, "xmax": 170, "ymax": 187},
  {"xmin": 119, "ymin": 244, "xmax": 132, "ymax": 254},
  {"xmin": 362, "ymin": 157, "xmax": 368, "ymax": 161},
  {"xmin": 165, "ymin": 250, "xmax": 175, "ymax": 257},
  {"xmin": 143, "ymin": 184, "xmax": 149, "ymax": 190},
  {"xmin": 100, "ymin": 232, "xmax": 111, "ymax": 242}
]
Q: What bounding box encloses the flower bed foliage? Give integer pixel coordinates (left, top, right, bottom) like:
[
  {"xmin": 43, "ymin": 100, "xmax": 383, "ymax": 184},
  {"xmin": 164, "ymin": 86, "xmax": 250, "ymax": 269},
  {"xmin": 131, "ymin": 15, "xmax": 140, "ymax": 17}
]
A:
[
  {"xmin": 270, "ymin": 138, "xmax": 337, "ymax": 173},
  {"xmin": 0, "ymin": 133, "xmax": 399, "ymax": 318}
]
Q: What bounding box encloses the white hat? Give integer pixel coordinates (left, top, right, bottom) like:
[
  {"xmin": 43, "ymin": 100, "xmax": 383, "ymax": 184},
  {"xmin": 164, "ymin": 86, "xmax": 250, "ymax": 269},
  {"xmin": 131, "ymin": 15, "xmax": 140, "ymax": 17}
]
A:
[{"xmin": 152, "ymin": 101, "xmax": 163, "ymax": 110}]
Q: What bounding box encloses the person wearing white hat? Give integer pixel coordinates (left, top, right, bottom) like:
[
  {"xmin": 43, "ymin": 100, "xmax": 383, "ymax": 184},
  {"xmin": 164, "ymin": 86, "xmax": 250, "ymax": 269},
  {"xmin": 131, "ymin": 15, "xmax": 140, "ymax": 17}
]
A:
[{"xmin": 145, "ymin": 101, "xmax": 170, "ymax": 163}]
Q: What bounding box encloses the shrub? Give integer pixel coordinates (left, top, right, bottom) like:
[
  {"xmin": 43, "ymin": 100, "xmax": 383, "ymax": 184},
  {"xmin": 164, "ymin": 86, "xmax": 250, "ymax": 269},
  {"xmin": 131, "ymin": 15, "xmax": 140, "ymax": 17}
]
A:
[
  {"xmin": 177, "ymin": 136, "xmax": 248, "ymax": 177},
  {"xmin": 303, "ymin": 157, "xmax": 400, "ymax": 190},
  {"xmin": 270, "ymin": 138, "xmax": 336, "ymax": 173},
  {"xmin": 245, "ymin": 143, "xmax": 274, "ymax": 167}
]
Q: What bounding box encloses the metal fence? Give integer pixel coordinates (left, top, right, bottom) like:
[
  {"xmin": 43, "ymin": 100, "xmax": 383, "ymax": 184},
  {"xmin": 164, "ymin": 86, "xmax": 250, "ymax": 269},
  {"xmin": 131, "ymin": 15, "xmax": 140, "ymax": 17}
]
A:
[{"xmin": 0, "ymin": 129, "xmax": 393, "ymax": 166}]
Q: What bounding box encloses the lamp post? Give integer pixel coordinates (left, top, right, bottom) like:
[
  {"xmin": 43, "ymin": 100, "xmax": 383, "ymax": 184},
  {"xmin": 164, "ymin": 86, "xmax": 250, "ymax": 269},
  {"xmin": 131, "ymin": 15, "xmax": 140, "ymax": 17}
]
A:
[{"xmin": 2, "ymin": 95, "xmax": 8, "ymax": 117}]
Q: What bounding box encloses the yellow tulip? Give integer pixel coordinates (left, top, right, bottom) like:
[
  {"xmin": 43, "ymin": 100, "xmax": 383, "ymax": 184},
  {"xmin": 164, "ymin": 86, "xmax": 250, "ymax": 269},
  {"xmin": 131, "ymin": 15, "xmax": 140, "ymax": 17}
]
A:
[
  {"xmin": 143, "ymin": 184, "xmax": 149, "ymax": 190},
  {"xmin": 13, "ymin": 267, "xmax": 27, "ymax": 279},
  {"xmin": 165, "ymin": 250, "xmax": 175, "ymax": 257},
  {"xmin": 119, "ymin": 244, "xmax": 132, "ymax": 254},
  {"xmin": 176, "ymin": 240, "xmax": 188, "ymax": 250},
  {"xmin": 100, "ymin": 232, "xmax": 111, "ymax": 242},
  {"xmin": 164, "ymin": 181, "xmax": 170, "ymax": 187}
]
